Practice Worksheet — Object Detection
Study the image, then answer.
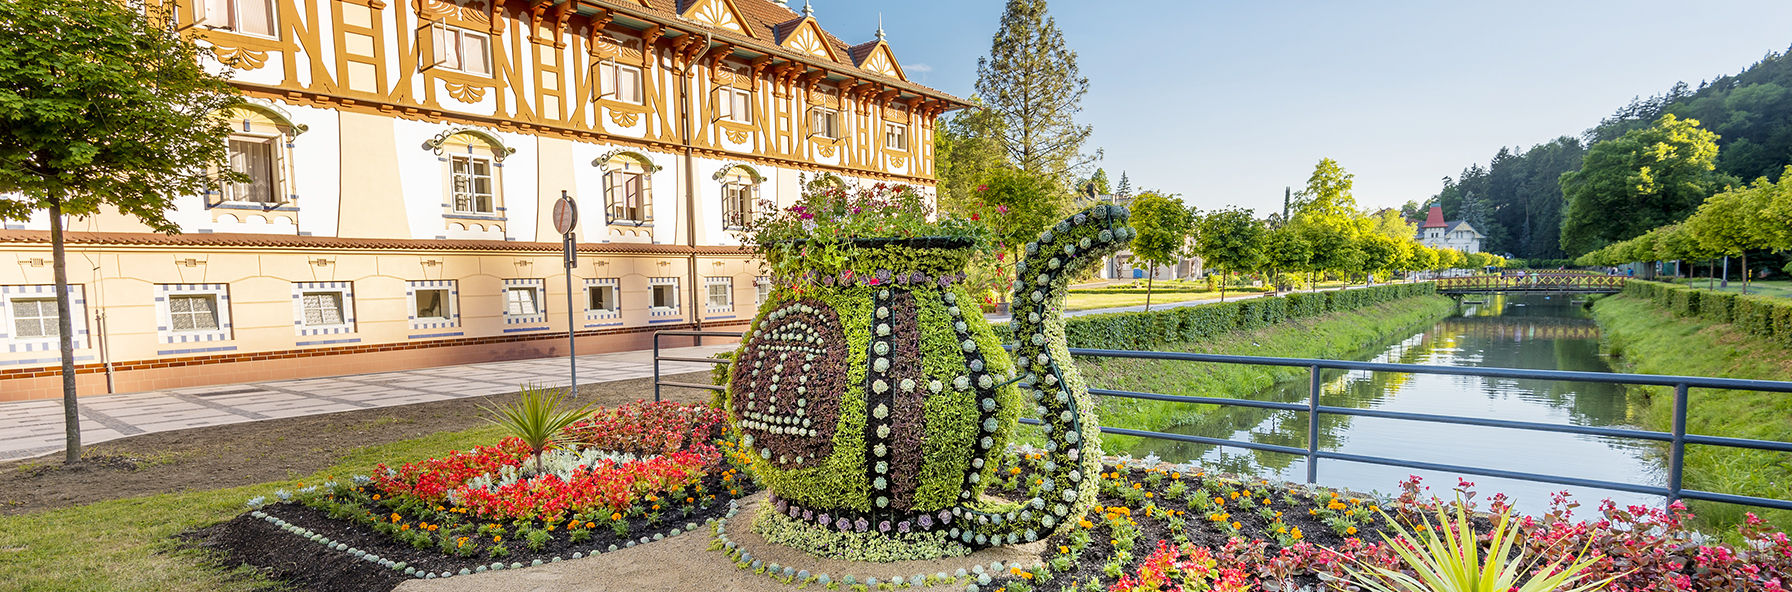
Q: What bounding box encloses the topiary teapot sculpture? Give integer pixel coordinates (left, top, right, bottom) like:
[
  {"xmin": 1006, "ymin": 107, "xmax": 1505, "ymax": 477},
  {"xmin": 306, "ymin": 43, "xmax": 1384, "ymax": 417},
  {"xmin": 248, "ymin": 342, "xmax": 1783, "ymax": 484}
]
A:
[{"xmin": 727, "ymin": 204, "xmax": 1133, "ymax": 558}]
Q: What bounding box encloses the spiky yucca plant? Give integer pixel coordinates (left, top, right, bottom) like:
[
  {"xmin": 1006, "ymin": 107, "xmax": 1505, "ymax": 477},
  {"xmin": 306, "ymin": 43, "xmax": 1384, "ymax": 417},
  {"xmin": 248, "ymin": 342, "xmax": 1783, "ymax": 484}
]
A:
[
  {"xmin": 1345, "ymin": 501, "xmax": 1616, "ymax": 592},
  {"xmin": 480, "ymin": 384, "xmax": 596, "ymax": 474}
]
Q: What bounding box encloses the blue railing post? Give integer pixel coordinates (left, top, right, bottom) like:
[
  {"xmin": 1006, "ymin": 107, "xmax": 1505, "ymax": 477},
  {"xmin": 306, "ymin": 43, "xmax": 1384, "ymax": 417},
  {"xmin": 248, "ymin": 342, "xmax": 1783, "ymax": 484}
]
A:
[
  {"xmin": 1306, "ymin": 364, "xmax": 1321, "ymax": 484},
  {"xmin": 1668, "ymin": 382, "xmax": 1689, "ymax": 505}
]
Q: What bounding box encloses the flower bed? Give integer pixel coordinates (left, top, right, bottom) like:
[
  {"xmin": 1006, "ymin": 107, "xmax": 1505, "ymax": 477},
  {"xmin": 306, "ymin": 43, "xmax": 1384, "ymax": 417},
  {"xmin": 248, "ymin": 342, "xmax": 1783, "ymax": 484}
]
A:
[
  {"xmin": 230, "ymin": 401, "xmax": 759, "ymax": 587},
  {"xmin": 704, "ymin": 448, "xmax": 1792, "ymax": 592}
]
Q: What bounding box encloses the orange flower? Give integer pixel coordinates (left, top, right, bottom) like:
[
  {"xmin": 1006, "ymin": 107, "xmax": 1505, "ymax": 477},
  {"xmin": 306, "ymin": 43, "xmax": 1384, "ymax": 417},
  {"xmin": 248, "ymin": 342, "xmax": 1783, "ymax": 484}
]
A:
[{"xmin": 611, "ymin": 512, "xmax": 622, "ymax": 521}]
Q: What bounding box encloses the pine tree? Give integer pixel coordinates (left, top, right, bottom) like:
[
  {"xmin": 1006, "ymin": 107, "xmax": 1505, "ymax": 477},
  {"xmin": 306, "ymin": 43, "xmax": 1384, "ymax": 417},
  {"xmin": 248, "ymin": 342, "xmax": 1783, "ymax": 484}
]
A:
[
  {"xmin": 975, "ymin": 0, "xmax": 1095, "ymax": 181},
  {"xmin": 1116, "ymin": 171, "xmax": 1132, "ymax": 198}
]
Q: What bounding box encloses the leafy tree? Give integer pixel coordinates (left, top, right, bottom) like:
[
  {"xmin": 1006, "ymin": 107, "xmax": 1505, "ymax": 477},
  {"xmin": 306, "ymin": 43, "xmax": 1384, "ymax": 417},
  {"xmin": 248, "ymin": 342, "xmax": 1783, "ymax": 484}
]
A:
[
  {"xmin": 975, "ymin": 0, "xmax": 1096, "ymax": 180},
  {"xmin": 1261, "ymin": 225, "xmax": 1313, "ymax": 292},
  {"xmin": 1357, "ymin": 233, "xmax": 1403, "ymax": 284},
  {"xmin": 1370, "ymin": 208, "xmax": 1417, "ymax": 241},
  {"xmin": 1292, "ymin": 158, "xmax": 1359, "ymax": 219},
  {"xmin": 1559, "ymin": 114, "xmax": 1730, "ymax": 255},
  {"xmin": 934, "ymin": 97, "xmax": 1009, "ymax": 216},
  {"xmin": 1128, "ymin": 193, "xmax": 1194, "ymax": 310},
  {"xmin": 1687, "ymin": 181, "xmax": 1773, "ymax": 292},
  {"xmin": 1400, "ymin": 199, "xmax": 1430, "ymax": 222},
  {"xmin": 0, "ymin": 0, "xmax": 239, "ymax": 463},
  {"xmin": 1079, "ymin": 167, "xmax": 1111, "ymax": 198},
  {"xmin": 979, "ymin": 167, "xmax": 1070, "ymax": 272},
  {"xmin": 1193, "ymin": 207, "xmax": 1265, "ymax": 301}
]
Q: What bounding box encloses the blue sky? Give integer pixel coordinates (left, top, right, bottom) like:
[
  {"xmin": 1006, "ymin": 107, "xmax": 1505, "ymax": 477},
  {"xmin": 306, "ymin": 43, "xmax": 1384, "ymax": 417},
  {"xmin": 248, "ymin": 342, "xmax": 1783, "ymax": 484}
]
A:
[{"xmin": 811, "ymin": 0, "xmax": 1792, "ymax": 214}]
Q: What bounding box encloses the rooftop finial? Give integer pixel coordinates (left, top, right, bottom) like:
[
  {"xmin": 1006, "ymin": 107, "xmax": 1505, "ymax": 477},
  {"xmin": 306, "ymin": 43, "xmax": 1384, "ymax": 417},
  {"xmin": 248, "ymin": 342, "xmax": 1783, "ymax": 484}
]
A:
[
  {"xmin": 876, "ymin": 13, "xmax": 885, "ymax": 41},
  {"xmin": 802, "ymin": 0, "xmax": 813, "ymax": 17}
]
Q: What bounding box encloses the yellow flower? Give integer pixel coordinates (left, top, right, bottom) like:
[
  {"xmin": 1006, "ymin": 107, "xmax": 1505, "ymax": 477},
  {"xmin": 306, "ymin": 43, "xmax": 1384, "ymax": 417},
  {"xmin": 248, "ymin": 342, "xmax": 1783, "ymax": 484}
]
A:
[
  {"xmin": 1292, "ymin": 527, "xmax": 1304, "ymax": 539},
  {"xmin": 1231, "ymin": 521, "xmax": 1242, "ymax": 530},
  {"xmin": 1346, "ymin": 526, "xmax": 1357, "ymax": 535}
]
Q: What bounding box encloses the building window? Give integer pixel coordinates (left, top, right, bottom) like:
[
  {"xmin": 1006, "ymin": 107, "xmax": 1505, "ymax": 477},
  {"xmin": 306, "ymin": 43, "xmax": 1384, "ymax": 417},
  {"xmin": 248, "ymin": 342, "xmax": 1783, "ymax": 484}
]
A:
[
  {"xmin": 718, "ymin": 87, "xmax": 751, "ymax": 123},
  {"xmin": 649, "ymin": 277, "xmax": 679, "ymax": 316},
  {"xmin": 884, "ymin": 122, "xmax": 908, "ymax": 151},
  {"xmin": 506, "ymin": 287, "xmax": 541, "ymax": 316},
  {"xmin": 197, "ymin": 0, "xmax": 276, "ymax": 37},
  {"xmin": 705, "ymin": 276, "xmax": 733, "ymax": 313},
  {"xmin": 301, "ymin": 292, "xmax": 346, "ymax": 327},
  {"xmin": 451, "ymin": 155, "xmax": 495, "ymax": 214},
  {"xmin": 602, "ymin": 154, "xmax": 655, "ymax": 225},
  {"xmin": 812, "ymin": 107, "xmax": 840, "ymax": 139},
  {"xmin": 722, "ymin": 183, "xmax": 753, "ymax": 229},
  {"xmin": 223, "ymin": 136, "xmax": 281, "ymax": 203},
  {"xmin": 9, "ymin": 298, "xmax": 56, "ymax": 339},
  {"xmin": 599, "ymin": 61, "xmax": 644, "ymax": 104},
  {"xmin": 168, "ymin": 295, "xmax": 221, "ymax": 332},
  {"xmin": 755, "ymin": 276, "xmax": 771, "ymax": 306},
  {"xmin": 414, "ymin": 289, "xmax": 450, "ymax": 320},
  {"xmin": 587, "ymin": 284, "xmax": 617, "ymax": 312},
  {"xmin": 429, "ymin": 24, "xmax": 492, "ymax": 76}
]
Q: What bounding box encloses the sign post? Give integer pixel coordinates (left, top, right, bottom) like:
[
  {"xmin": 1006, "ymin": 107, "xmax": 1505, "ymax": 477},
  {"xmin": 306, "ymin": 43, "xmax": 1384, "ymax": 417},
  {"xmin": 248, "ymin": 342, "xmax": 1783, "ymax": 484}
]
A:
[{"xmin": 553, "ymin": 192, "xmax": 579, "ymax": 394}]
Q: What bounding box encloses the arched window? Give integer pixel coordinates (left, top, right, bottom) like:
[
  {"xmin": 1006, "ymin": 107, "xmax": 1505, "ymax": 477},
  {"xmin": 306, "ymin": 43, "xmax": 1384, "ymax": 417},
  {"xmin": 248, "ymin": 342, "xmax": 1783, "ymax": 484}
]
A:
[
  {"xmin": 598, "ymin": 151, "xmax": 659, "ymax": 225},
  {"xmin": 715, "ymin": 164, "xmax": 764, "ymax": 229},
  {"xmin": 427, "ymin": 130, "xmax": 511, "ymax": 216},
  {"xmin": 214, "ymin": 104, "xmax": 304, "ymax": 206}
]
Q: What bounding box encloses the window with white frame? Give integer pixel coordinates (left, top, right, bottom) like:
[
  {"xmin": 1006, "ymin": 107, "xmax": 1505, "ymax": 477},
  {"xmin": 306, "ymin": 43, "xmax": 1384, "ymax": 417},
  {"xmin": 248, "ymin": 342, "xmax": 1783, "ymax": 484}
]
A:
[
  {"xmin": 429, "ymin": 24, "xmax": 492, "ymax": 76},
  {"xmin": 222, "ymin": 136, "xmax": 281, "ymax": 203},
  {"xmin": 603, "ymin": 154, "xmax": 654, "ymax": 225},
  {"xmin": 884, "ymin": 122, "xmax": 908, "ymax": 151},
  {"xmin": 2, "ymin": 285, "xmax": 89, "ymax": 351},
  {"xmin": 197, "ymin": 0, "xmax": 276, "ymax": 37},
  {"xmin": 157, "ymin": 284, "xmax": 234, "ymax": 343},
  {"xmin": 9, "ymin": 298, "xmax": 57, "ymax": 339},
  {"xmin": 649, "ymin": 277, "xmax": 679, "ymax": 315},
  {"xmin": 722, "ymin": 182, "xmax": 753, "ymax": 229},
  {"xmin": 812, "ymin": 107, "xmax": 840, "ymax": 139},
  {"xmin": 406, "ymin": 280, "xmax": 458, "ymax": 330},
  {"xmin": 705, "ymin": 276, "xmax": 733, "ymax": 312},
  {"xmin": 506, "ymin": 287, "xmax": 540, "ymax": 316},
  {"xmin": 450, "ymin": 154, "xmax": 495, "ymax": 214},
  {"xmin": 587, "ymin": 281, "xmax": 618, "ymax": 314},
  {"xmin": 598, "ymin": 61, "xmax": 644, "ymax": 104},
  {"xmin": 301, "ymin": 292, "xmax": 346, "ymax": 327},
  {"xmin": 717, "ymin": 87, "xmax": 751, "ymax": 123},
  {"xmin": 755, "ymin": 276, "xmax": 771, "ymax": 306}
]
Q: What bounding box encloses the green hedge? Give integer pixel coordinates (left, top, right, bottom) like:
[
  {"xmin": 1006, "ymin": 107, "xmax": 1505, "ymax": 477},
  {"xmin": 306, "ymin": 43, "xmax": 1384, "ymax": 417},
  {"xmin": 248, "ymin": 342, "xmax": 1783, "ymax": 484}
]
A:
[
  {"xmin": 1623, "ymin": 280, "xmax": 1792, "ymax": 346},
  {"xmin": 997, "ymin": 282, "xmax": 1438, "ymax": 350}
]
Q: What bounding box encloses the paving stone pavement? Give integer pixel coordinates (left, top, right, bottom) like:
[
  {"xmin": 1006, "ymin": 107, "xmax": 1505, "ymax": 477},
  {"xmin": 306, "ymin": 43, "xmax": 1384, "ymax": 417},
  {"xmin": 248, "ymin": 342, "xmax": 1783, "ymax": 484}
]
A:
[{"xmin": 0, "ymin": 344, "xmax": 736, "ymax": 462}]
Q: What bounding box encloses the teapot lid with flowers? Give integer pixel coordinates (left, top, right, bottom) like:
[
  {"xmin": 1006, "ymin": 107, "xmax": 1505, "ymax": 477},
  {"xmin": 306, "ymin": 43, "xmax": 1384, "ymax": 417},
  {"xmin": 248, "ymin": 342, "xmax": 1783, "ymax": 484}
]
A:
[{"xmin": 728, "ymin": 177, "xmax": 1133, "ymax": 560}]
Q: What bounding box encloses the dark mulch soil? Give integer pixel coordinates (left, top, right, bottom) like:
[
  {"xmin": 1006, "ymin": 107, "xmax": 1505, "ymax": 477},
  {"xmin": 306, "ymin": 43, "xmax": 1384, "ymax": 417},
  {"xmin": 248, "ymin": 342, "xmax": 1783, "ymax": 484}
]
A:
[
  {"xmin": 0, "ymin": 372, "xmax": 711, "ymax": 515},
  {"xmin": 189, "ymin": 494, "xmax": 738, "ymax": 592}
]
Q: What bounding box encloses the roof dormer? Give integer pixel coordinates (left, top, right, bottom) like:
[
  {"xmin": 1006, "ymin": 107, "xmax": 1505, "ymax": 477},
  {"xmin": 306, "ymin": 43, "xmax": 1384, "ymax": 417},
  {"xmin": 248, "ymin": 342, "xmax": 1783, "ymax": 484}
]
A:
[
  {"xmin": 678, "ymin": 0, "xmax": 755, "ymax": 38},
  {"xmin": 773, "ymin": 14, "xmax": 839, "ymax": 62},
  {"xmin": 848, "ymin": 39, "xmax": 904, "ymax": 81}
]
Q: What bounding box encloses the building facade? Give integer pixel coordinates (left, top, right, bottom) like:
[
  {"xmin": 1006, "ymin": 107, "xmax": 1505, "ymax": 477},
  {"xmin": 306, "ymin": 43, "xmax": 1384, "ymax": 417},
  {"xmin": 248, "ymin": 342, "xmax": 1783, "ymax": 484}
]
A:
[
  {"xmin": 0, "ymin": 0, "xmax": 964, "ymax": 401},
  {"xmin": 1415, "ymin": 205, "xmax": 1484, "ymax": 253}
]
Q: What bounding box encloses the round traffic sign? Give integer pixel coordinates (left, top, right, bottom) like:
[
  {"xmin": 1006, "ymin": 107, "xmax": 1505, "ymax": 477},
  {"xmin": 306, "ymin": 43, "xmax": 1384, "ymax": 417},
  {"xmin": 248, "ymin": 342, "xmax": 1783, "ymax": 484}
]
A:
[{"xmin": 552, "ymin": 195, "xmax": 578, "ymax": 235}]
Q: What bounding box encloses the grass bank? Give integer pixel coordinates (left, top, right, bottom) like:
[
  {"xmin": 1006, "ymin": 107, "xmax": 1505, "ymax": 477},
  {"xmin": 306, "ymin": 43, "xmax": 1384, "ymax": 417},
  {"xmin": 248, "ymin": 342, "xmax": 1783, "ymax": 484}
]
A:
[
  {"xmin": 1066, "ymin": 294, "xmax": 1456, "ymax": 454},
  {"xmin": 1592, "ymin": 294, "xmax": 1792, "ymax": 531}
]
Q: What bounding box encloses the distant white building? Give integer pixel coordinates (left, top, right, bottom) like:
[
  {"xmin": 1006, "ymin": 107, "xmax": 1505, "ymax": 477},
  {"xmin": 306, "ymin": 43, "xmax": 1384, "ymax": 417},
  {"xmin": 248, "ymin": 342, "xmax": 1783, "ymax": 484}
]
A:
[{"xmin": 1415, "ymin": 206, "xmax": 1484, "ymax": 253}]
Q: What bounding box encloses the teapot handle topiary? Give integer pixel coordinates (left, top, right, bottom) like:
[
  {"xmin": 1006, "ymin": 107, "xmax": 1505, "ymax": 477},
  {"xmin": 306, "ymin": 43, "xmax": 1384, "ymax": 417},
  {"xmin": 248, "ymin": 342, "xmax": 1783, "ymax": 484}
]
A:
[{"xmin": 950, "ymin": 204, "xmax": 1135, "ymax": 547}]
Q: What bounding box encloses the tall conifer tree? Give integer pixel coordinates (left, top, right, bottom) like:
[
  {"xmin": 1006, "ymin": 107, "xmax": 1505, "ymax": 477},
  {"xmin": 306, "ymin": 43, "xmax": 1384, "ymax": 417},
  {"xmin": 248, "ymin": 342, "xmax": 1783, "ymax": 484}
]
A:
[{"xmin": 975, "ymin": 0, "xmax": 1094, "ymax": 181}]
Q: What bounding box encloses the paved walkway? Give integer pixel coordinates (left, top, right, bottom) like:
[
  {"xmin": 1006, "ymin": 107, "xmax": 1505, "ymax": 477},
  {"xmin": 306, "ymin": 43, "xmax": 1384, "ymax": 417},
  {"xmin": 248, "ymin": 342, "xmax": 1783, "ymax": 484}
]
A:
[{"xmin": 0, "ymin": 344, "xmax": 734, "ymax": 462}]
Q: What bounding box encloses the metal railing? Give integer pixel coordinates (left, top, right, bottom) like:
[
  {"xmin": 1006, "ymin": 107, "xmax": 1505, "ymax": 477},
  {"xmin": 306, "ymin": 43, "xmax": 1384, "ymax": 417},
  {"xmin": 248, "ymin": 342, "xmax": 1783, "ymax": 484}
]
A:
[
  {"xmin": 650, "ymin": 330, "xmax": 739, "ymax": 402},
  {"xmin": 1437, "ymin": 274, "xmax": 1627, "ymax": 293},
  {"xmin": 652, "ymin": 330, "xmax": 1792, "ymax": 512}
]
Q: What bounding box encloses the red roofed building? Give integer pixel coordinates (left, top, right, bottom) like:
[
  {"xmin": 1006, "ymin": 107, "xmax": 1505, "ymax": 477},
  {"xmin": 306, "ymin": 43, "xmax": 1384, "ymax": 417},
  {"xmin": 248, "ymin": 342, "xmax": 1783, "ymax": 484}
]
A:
[{"xmin": 1415, "ymin": 206, "xmax": 1485, "ymax": 253}]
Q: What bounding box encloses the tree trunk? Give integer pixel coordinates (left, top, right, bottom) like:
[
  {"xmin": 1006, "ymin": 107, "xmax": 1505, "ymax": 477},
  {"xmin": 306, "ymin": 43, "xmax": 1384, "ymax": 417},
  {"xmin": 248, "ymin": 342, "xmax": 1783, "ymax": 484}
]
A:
[
  {"xmin": 1710, "ymin": 260, "xmax": 1716, "ymax": 291},
  {"xmin": 1219, "ymin": 269, "xmax": 1227, "ymax": 302},
  {"xmin": 50, "ymin": 198, "xmax": 81, "ymax": 465},
  {"xmin": 1144, "ymin": 265, "xmax": 1155, "ymax": 311},
  {"xmin": 1742, "ymin": 252, "xmax": 1750, "ymax": 294}
]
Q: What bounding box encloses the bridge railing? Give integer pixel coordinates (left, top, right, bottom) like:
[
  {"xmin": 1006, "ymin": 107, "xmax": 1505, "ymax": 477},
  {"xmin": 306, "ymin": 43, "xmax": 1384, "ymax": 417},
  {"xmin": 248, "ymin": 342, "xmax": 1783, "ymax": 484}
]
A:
[
  {"xmin": 1437, "ymin": 274, "xmax": 1626, "ymax": 292},
  {"xmin": 653, "ymin": 330, "xmax": 1792, "ymax": 513}
]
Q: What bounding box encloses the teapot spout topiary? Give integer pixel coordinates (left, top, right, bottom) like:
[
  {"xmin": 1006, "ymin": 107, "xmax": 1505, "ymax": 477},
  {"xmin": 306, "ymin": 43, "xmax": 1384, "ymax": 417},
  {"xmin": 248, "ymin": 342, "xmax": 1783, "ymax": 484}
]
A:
[{"xmin": 726, "ymin": 182, "xmax": 1132, "ymax": 560}]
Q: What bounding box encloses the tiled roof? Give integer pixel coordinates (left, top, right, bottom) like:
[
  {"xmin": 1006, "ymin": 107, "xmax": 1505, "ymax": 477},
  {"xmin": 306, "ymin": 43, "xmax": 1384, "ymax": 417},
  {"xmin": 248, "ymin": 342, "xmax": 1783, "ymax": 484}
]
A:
[
  {"xmin": 0, "ymin": 229, "xmax": 753, "ymax": 255},
  {"xmin": 599, "ymin": 0, "xmax": 964, "ymax": 105}
]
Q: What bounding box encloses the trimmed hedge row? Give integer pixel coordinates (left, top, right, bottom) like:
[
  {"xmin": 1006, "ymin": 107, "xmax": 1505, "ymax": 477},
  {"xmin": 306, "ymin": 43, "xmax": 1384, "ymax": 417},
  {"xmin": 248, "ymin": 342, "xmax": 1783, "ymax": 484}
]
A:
[
  {"xmin": 1623, "ymin": 280, "xmax": 1792, "ymax": 347},
  {"xmin": 996, "ymin": 282, "xmax": 1438, "ymax": 351}
]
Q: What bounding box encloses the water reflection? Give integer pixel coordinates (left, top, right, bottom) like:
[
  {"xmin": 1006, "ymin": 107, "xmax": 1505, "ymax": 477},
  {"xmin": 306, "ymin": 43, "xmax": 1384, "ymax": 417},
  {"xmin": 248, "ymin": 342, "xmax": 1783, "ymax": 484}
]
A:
[{"xmin": 1120, "ymin": 294, "xmax": 1663, "ymax": 511}]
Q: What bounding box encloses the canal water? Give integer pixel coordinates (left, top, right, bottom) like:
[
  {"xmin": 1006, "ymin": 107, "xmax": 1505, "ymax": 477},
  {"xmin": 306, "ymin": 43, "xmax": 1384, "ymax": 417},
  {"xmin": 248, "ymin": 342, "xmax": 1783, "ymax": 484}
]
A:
[{"xmin": 1127, "ymin": 294, "xmax": 1663, "ymax": 512}]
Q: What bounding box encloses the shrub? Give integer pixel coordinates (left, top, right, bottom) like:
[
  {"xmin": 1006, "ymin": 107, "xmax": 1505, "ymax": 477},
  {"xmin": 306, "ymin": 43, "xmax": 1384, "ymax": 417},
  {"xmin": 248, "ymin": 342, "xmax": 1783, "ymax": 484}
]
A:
[{"xmin": 1623, "ymin": 279, "xmax": 1792, "ymax": 346}]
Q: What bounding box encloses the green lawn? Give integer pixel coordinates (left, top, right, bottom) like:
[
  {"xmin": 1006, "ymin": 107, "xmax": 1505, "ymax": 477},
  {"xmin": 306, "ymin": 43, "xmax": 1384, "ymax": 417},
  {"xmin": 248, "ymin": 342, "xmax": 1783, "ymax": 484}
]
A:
[
  {"xmin": 1062, "ymin": 290, "xmax": 1238, "ymax": 311},
  {"xmin": 1667, "ymin": 279, "xmax": 1792, "ymax": 299}
]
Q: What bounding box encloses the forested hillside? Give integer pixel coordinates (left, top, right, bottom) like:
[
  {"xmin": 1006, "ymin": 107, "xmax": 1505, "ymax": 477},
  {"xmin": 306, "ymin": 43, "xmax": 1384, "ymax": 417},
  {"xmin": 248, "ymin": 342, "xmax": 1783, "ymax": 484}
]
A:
[{"xmin": 1426, "ymin": 45, "xmax": 1792, "ymax": 259}]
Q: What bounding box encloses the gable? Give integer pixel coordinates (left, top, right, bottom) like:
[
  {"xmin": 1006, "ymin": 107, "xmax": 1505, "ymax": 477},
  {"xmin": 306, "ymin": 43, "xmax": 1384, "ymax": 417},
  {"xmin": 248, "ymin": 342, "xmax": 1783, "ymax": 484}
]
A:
[
  {"xmin": 679, "ymin": 0, "xmax": 754, "ymax": 38},
  {"xmin": 777, "ymin": 18, "xmax": 837, "ymax": 61},
  {"xmin": 859, "ymin": 44, "xmax": 903, "ymax": 80}
]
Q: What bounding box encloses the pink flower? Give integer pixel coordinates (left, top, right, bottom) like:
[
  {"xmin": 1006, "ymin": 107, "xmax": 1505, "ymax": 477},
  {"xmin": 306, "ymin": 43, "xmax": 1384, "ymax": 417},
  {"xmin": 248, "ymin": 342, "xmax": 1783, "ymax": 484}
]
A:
[
  {"xmin": 997, "ymin": 205, "xmax": 1009, "ymax": 214},
  {"xmin": 976, "ymin": 184, "xmax": 988, "ymax": 192}
]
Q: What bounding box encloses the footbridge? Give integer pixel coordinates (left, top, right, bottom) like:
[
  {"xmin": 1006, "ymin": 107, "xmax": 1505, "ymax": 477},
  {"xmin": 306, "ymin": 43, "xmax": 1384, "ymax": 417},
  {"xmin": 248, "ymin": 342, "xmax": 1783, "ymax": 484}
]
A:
[{"xmin": 1436, "ymin": 274, "xmax": 1625, "ymax": 296}]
